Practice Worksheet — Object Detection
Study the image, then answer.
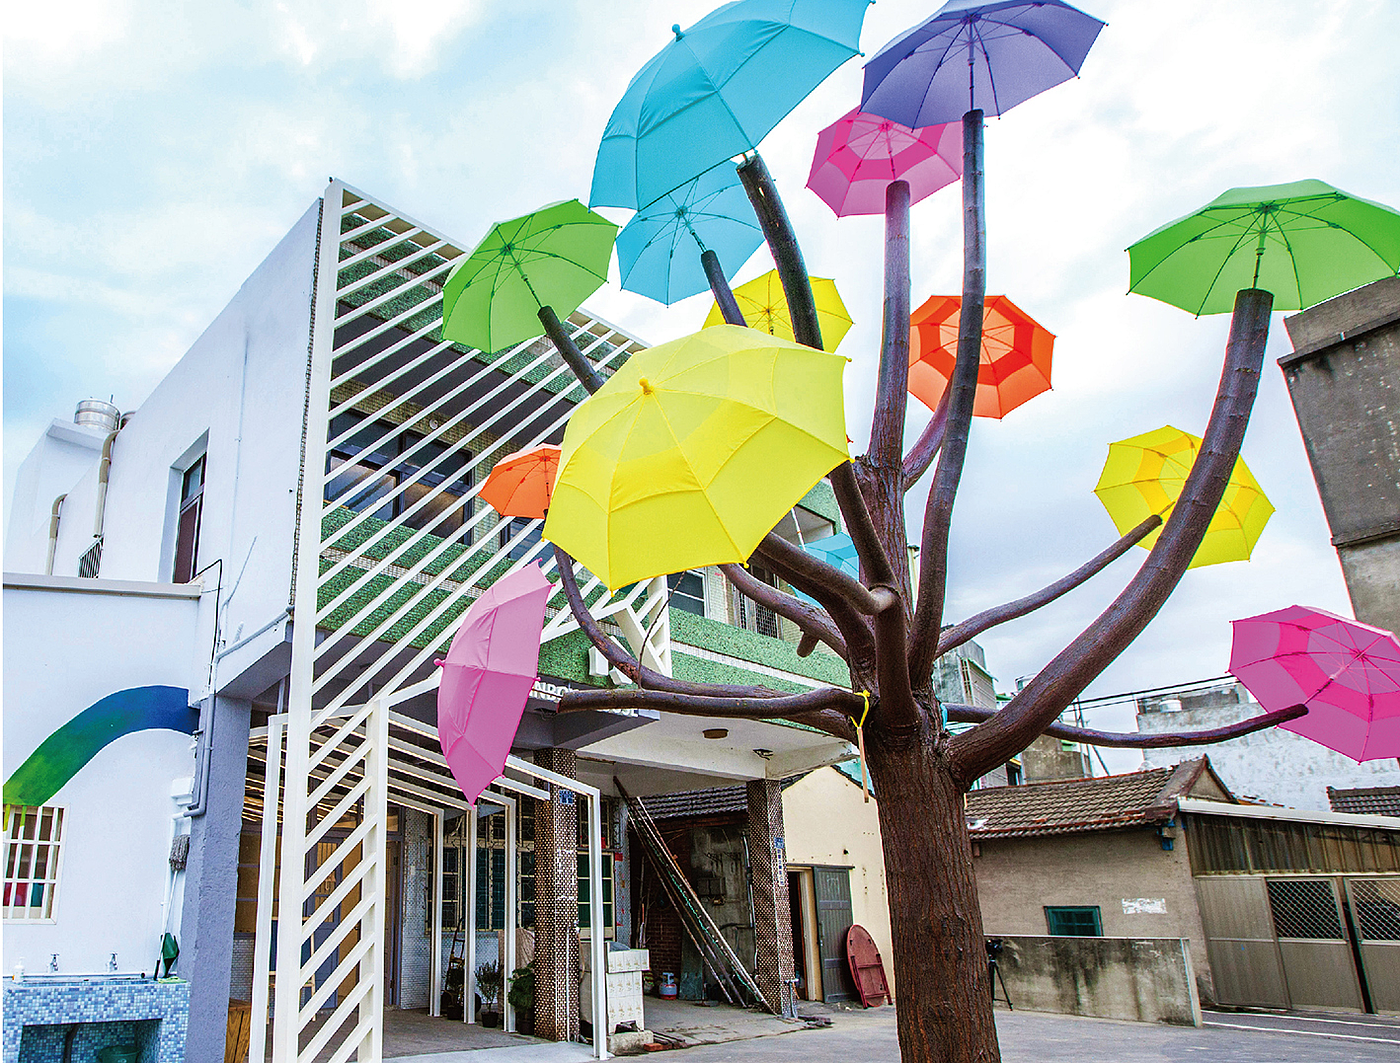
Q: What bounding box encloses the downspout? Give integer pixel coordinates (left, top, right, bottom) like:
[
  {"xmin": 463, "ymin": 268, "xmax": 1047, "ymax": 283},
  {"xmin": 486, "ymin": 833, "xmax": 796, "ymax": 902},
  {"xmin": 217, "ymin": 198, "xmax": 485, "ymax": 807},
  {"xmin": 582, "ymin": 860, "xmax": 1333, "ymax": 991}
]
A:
[
  {"xmin": 92, "ymin": 423, "xmax": 124, "ymax": 540},
  {"xmin": 46, "ymin": 494, "xmax": 66, "ymax": 575}
]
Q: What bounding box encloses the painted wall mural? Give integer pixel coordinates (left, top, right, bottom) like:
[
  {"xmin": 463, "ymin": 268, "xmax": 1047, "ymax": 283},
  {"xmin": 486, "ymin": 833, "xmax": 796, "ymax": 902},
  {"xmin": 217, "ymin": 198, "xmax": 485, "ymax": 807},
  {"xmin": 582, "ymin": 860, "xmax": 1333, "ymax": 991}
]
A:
[{"xmin": 3, "ymin": 686, "xmax": 197, "ymax": 807}]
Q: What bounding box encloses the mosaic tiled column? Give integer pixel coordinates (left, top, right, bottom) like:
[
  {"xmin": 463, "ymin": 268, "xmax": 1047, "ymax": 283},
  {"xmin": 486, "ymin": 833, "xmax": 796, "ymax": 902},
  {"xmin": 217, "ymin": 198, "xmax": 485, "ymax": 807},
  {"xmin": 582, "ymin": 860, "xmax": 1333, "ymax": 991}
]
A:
[
  {"xmin": 746, "ymin": 778, "xmax": 796, "ymax": 1017},
  {"xmin": 533, "ymin": 748, "xmax": 579, "ymax": 1041}
]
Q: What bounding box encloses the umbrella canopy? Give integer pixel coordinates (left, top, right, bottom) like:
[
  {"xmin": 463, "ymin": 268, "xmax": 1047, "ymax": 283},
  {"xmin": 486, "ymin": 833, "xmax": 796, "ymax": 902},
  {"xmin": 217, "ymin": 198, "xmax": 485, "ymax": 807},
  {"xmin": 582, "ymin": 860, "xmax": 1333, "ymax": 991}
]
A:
[
  {"xmin": 1128, "ymin": 180, "xmax": 1400, "ymax": 316},
  {"xmin": 616, "ymin": 163, "xmax": 765, "ymax": 305},
  {"xmin": 907, "ymin": 293, "xmax": 1054, "ymax": 418},
  {"xmin": 1230, "ymin": 605, "xmax": 1400, "ymax": 762},
  {"xmin": 436, "ymin": 563, "xmax": 554, "ymax": 805},
  {"xmin": 703, "ymin": 270, "xmax": 854, "ymax": 352},
  {"xmin": 441, "ymin": 200, "xmax": 617, "ymax": 353},
  {"xmin": 1094, "ymin": 425, "xmax": 1274, "ymax": 568},
  {"xmin": 479, "ymin": 444, "xmax": 562, "ymax": 520},
  {"xmin": 793, "ymin": 531, "xmax": 860, "ymax": 604},
  {"xmin": 590, "ymin": 0, "xmax": 872, "ymax": 210},
  {"xmin": 543, "ymin": 325, "xmax": 850, "ymax": 590},
  {"xmin": 807, "ymin": 109, "xmax": 962, "ymax": 218},
  {"xmin": 861, "ymin": 0, "xmax": 1106, "ymax": 128}
]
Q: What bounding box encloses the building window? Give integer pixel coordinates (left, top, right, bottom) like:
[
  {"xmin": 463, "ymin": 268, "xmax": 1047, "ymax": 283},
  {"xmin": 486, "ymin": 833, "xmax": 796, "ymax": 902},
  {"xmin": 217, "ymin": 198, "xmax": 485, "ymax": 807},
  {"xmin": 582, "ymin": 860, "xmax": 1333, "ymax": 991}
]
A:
[
  {"xmin": 668, "ymin": 571, "xmax": 706, "ymax": 617},
  {"xmin": 729, "ymin": 565, "xmax": 779, "ymax": 635},
  {"xmin": 173, "ymin": 455, "xmax": 205, "ymax": 583},
  {"xmin": 4, "ymin": 806, "xmax": 65, "ymax": 921},
  {"xmin": 577, "ymin": 853, "xmax": 614, "ymax": 931},
  {"xmin": 324, "ymin": 412, "xmax": 472, "ymax": 538},
  {"xmin": 499, "ymin": 517, "xmax": 543, "ymax": 562},
  {"xmin": 1045, "ymin": 906, "xmax": 1102, "ymax": 937}
]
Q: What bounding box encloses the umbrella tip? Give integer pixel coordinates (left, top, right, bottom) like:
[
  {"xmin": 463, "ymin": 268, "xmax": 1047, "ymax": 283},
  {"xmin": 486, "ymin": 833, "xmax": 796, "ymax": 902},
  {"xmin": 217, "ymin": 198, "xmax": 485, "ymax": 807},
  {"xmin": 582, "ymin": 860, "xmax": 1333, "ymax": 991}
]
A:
[
  {"xmin": 639, "ymin": 377, "xmax": 655, "ymax": 396},
  {"xmin": 672, "ymin": 23, "xmax": 683, "ymax": 38},
  {"xmin": 434, "ymin": 659, "xmax": 445, "ymax": 668}
]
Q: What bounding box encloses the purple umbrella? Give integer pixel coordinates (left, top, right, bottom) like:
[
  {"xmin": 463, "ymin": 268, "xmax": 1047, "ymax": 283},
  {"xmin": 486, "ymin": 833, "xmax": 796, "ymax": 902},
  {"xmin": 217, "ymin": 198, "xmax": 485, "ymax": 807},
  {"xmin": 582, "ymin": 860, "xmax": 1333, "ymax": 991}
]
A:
[
  {"xmin": 436, "ymin": 563, "xmax": 553, "ymax": 804},
  {"xmin": 860, "ymin": 0, "xmax": 1106, "ymax": 129}
]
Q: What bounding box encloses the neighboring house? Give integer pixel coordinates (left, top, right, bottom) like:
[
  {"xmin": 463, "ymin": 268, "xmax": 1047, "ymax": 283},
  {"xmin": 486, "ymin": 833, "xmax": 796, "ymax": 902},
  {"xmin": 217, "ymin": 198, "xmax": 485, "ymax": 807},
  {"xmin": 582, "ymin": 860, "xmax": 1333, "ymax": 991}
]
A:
[
  {"xmin": 3, "ymin": 180, "xmax": 856, "ymax": 1061},
  {"xmin": 1330, "ymin": 786, "xmax": 1400, "ymax": 818},
  {"xmin": 1136, "ymin": 680, "xmax": 1400, "ymax": 811},
  {"xmin": 1280, "ymin": 275, "xmax": 1400, "ymax": 637},
  {"xmin": 968, "ymin": 759, "xmax": 1400, "ymax": 1014}
]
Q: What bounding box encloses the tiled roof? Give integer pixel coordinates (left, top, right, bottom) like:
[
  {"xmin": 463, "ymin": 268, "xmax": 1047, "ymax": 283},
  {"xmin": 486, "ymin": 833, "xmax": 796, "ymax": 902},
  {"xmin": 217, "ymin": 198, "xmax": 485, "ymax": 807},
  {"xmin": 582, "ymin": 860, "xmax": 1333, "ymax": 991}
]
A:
[
  {"xmin": 966, "ymin": 760, "xmax": 1213, "ymax": 839},
  {"xmin": 639, "ymin": 785, "xmax": 750, "ymax": 821},
  {"xmin": 1329, "ymin": 785, "xmax": 1400, "ymax": 818}
]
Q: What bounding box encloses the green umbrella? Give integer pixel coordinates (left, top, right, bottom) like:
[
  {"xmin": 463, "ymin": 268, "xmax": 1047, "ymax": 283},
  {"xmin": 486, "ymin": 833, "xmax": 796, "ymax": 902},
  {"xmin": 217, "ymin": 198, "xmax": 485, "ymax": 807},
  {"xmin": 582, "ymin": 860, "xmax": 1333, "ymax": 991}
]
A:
[
  {"xmin": 442, "ymin": 199, "xmax": 618, "ymax": 352},
  {"xmin": 1128, "ymin": 180, "xmax": 1400, "ymax": 316}
]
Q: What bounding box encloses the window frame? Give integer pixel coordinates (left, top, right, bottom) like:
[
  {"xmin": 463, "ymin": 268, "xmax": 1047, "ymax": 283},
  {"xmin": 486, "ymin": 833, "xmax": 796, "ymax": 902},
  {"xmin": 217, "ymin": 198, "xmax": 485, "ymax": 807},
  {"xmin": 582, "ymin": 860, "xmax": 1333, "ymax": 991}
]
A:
[
  {"xmin": 172, "ymin": 453, "xmax": 206, "ymax": 584},
  {"xmin": 1044, "ymin": 905, "xmax": 1103, "ymax": 937},
  {"xmin": 3, "ymin": 805, "xmax": 68, "ymax": 923}
]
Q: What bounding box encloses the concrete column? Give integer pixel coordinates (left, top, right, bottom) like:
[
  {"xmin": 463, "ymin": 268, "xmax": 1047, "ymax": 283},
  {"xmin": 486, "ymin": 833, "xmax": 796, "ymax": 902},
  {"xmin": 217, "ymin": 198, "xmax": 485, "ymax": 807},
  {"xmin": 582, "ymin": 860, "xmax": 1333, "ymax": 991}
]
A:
[
  {"xmin": 178, "ymin": 695, "xmax": 252, "ymax": 1063},
  {"xmin": 746, "ymin": 778, "xmax": 796, "ymax": 1017},
  {"xmin": 533, "ymin": 748, "xmax": 579, "ymax": 1041}
]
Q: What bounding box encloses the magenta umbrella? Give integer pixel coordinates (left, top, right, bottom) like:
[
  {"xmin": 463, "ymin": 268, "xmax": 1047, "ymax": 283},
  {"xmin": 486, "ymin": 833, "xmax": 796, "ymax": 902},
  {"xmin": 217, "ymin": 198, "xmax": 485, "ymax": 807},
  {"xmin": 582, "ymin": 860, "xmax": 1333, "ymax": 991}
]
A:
[
  {"xmin": 806, "ymin": 108, "xmax": 961, "ymax": 218},
  {"xmin": 1230, "ymin": 605, "xmax": 1400, "ymax": 762},
  {"xmin": 436, "ymin": 563, "xmax": 554, "ymax": 804}
]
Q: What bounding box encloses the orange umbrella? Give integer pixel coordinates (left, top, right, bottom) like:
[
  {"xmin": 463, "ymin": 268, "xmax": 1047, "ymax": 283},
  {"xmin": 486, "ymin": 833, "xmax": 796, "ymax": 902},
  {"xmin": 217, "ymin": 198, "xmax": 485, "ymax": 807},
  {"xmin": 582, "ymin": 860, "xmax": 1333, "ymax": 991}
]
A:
[
  {"xmin": 479, "ymin": 444, "xmax": 561, "ymax": 519},
  {"xmin": 907, "ymin": 294, "xmax": 1054, "ymax": 419}
]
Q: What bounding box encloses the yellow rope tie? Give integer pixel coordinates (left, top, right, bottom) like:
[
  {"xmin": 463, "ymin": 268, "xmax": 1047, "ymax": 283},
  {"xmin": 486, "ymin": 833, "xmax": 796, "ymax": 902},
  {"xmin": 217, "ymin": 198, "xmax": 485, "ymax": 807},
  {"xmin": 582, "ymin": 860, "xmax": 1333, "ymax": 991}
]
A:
[{"xmin": 850, "ymin": 690, "xmax": 872, "ymax": 804}]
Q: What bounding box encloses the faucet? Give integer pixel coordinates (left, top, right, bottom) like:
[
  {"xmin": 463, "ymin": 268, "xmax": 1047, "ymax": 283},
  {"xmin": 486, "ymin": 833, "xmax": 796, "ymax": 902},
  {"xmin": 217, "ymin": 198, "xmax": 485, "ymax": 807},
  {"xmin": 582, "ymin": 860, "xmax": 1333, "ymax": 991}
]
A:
[
  {"xmin": 109, "ymin": 954, "xmax": 118, "ymax": 972},
  {"xmin": 49, "ymin": 954, "xmax": 59, "ymax": 972}
]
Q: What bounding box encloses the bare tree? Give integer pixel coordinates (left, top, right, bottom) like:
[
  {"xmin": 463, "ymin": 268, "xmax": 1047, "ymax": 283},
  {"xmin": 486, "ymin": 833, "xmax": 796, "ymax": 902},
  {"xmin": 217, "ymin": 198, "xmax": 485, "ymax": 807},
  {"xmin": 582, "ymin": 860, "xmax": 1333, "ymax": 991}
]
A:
[{"xmin": 544, "ymin": 117, "xmax": 1291, "ymax": 1062}]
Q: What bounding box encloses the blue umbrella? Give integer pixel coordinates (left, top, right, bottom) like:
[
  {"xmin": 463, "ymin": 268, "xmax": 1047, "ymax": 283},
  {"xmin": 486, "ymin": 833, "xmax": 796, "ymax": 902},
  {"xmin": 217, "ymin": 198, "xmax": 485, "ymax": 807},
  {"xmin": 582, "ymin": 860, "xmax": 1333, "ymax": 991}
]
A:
[
  {"xmin": 793, "ymin": 532, "xmax": 860, "ymax": 605},
  {"xmin": 616, "ymin": 164, "xmax": 765, "ymax": 305},
  {"xmin": 861, "ymin": 0, "xmax": 1106, "ymax": 129},
  {"xmin": 591, "ymin": 0, "xmax": 873, "ymax": 211}
]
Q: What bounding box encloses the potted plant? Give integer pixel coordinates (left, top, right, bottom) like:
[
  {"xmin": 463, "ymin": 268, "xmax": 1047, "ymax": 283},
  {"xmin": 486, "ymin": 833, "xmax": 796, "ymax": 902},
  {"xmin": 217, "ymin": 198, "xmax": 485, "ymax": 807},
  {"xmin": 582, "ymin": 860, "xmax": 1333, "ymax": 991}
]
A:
[
  {"xmin": 507, "ymin": 965, "xmax": 534, "ymax": 1036},
  {"xmin": 475, "ymin": 960, "xmax": 503, "ymax": 1027}
]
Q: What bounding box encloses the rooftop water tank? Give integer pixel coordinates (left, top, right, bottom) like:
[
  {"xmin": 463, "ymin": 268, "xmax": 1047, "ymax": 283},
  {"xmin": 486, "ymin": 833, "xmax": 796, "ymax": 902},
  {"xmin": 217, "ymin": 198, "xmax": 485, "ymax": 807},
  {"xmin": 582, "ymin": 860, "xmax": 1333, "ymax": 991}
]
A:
[{"xmin": 74, "ymin": 399, "xmax": 120, "ymax": 433}]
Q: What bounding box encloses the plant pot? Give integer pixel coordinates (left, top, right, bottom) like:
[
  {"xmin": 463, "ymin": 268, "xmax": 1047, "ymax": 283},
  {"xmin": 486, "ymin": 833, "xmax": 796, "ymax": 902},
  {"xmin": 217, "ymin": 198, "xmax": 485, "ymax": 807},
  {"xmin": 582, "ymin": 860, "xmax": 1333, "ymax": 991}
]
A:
[
  {"xmin": 516, "ymin": 1012, "xmax": 534, "ymax": 1037},
  {"xmin": 481, "ymin": 1010, "xmax": 500, "ymax": 1028}
]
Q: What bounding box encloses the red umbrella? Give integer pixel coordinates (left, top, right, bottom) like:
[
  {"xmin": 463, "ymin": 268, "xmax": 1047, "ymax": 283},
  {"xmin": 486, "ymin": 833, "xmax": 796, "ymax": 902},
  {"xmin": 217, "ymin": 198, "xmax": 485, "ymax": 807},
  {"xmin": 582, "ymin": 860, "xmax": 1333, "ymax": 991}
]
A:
[
  {"xmin": 1230, "ymin": 605, "xmax": 1400, "ymax": 762},
  {"xmin": 908, "ymin": 294, "xmax": 1054, "ymax": 419},
  {"xmin": 436, "ymin": 563, "xmax": 554, "ymax": 804},
  {"xmin": 806, "ymin": 108, "xmax": 961, "ymax": 218},
  {"xmin": 479, "ymin": 444, "xmax": 561, "ymax": 519}
]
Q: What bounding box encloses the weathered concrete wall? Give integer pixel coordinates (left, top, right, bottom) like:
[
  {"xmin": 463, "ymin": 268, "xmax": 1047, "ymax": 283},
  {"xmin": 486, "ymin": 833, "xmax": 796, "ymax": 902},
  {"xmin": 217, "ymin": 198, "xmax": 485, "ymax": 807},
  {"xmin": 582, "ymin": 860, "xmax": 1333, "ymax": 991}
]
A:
[
  {"xmin": 992, "ymin": 935, "xmax": 1202, "ymax": 1026},
  {"xmin": 783, "ymin": 767, "xmax": 895, "ymax": 996},
  {"xmin": 974, "ymin": 829, "xmax": 1213, "ymax": 1002},
  {"xmin": 1282, "ymin": 275, "xmax": 1400, "ymax": 634}
]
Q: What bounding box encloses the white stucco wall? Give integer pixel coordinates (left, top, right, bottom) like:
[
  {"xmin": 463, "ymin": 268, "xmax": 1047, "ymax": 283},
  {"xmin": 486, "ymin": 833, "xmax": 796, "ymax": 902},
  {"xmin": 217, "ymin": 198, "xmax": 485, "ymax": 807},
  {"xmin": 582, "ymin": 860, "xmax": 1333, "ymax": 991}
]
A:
[
  {"xmin": 5, "ymin": 420, "xmax": 110, "ymax": 572},
  {"xmin": 782, "ymin": 766, "xmax": 896, "ymax": 995},
  {"xmin": 30, "ymin": 201, "xmax": 321, "ymax": 700},
  {"xmin": 2, "ymin": 579, "xmax": 205, "ymax": 976}
]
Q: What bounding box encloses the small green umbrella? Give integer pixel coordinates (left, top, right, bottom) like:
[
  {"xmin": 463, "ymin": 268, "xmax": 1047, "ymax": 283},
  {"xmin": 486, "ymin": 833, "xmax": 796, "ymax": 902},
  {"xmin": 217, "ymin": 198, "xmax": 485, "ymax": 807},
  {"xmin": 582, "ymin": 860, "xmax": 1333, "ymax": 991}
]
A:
[
  {"xmin": 1128, "ymin": 180, "xmax": 1400, "ymax": 316},
  {"xmin": 442, "ymin": 200, "xmax": 618, "ymax": 352}
]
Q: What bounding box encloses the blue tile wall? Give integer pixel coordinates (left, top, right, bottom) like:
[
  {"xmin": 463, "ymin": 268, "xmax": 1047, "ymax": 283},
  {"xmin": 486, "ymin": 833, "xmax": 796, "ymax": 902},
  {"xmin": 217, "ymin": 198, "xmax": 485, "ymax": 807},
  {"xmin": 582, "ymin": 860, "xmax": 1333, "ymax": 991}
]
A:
[{"xmin": 2, "ymin": 978, "xmax": 189, "ymax": 1063}]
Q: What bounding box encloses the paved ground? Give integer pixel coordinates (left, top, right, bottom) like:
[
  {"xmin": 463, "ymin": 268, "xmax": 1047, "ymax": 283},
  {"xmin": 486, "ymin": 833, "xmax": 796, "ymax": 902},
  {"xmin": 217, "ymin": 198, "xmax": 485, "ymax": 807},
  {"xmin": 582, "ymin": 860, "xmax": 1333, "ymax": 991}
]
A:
[{"xmin": 663, "ymin": 1004, "xmax": 1400, "ymax": 1062}]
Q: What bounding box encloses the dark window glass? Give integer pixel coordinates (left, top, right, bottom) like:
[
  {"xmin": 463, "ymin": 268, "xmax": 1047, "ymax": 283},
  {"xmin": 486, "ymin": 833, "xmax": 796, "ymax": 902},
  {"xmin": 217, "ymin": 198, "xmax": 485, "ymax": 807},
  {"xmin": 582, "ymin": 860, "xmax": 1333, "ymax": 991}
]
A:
[
  {"xmin": 1045, "ymin": 906, "xmax": 1102, "ymax": 936},
  {"xmin": 668, "ymin": 571, "xmax": 706, "ymax": 616},
  {"xmin": 173, "ymin": 455, "xmax": 206, "ymax": 583},
  {"xmin": 499, "ymin": 517, "xmax": 543, "ymax": 562}
]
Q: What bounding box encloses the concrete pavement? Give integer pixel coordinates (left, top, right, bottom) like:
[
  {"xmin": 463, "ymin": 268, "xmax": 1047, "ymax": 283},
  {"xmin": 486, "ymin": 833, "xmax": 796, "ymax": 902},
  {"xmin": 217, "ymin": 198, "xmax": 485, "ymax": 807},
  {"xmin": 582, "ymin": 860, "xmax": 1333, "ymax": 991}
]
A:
[{"xmin": 662, "ymin": 1004, "xmax": 1400, "ymax": 1062}]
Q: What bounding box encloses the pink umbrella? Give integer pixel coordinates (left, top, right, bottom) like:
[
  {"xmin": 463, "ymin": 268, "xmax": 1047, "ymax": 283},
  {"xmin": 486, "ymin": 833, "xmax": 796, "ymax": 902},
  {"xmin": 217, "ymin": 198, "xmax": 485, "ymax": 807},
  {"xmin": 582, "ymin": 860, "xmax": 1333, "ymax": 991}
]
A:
[
  {"xmin": 806, "ymin": 108, "xmax": 961, "ymax": 218},
  {"xmin": 436, "ymin": 563, "xmax": 554, "ymax": 804},
  {"xmin": 1230, "ymin": 605, "xmax": 1400, "ymax": 762}
]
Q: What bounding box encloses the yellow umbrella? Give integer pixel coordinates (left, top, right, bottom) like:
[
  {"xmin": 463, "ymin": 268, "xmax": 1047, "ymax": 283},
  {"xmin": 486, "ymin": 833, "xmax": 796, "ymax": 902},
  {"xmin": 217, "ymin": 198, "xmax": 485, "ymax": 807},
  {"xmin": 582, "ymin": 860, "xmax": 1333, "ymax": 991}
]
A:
[
  {"xmin": 543, "ymin": 325, "xmax": 850, "ymax": 589},
  {"xmin": 704, "ymin": 269, "xmax": 854, "ymax": 352},
  {"xmin": 1094, "ymin": 425, "xmax": 1274, "ymax": 569}
]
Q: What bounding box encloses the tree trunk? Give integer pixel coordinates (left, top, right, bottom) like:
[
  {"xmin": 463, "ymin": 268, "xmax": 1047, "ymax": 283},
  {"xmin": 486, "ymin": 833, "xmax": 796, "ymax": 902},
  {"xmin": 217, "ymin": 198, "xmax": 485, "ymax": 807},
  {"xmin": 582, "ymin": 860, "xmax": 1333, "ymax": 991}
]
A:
[{"xmin": 867, "ymin": 721, "xmax": 999, "ymax": 1063}]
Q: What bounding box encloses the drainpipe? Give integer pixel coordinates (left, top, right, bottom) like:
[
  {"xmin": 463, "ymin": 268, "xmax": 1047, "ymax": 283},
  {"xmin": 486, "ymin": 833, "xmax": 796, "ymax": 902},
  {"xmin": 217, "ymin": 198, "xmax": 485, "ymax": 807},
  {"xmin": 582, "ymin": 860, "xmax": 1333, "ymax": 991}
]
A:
[
  {"xmin": 46, "ymin": 494, "xmax": 66, "ymax": 575},
  {"xmin": 92, "ymin": 426, "xmax": 122, "ymax": 540}
]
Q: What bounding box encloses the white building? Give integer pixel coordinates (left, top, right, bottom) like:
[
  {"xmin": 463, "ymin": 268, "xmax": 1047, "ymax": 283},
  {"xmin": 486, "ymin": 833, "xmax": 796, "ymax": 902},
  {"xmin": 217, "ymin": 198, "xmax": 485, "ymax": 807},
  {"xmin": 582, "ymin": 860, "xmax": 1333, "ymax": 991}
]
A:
[{"xmin": 3, "ymin": 181, "xmax": 856, "ymax": 1062}]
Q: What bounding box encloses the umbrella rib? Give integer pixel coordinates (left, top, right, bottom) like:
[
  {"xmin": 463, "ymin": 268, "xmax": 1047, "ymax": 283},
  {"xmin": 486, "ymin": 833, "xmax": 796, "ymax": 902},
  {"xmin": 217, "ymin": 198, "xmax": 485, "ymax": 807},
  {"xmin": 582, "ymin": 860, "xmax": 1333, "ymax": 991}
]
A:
[
  {"xmin": 1192, "ymin": 215, "xmax": 1268, "ymax": 316},
  {"xmin": 1271, "ymin": 220, "xmax": 1306, "ymax": 307},
  {"xmin": 972, "ymin": 22, "xmax": 1002, "ymax": 117}
]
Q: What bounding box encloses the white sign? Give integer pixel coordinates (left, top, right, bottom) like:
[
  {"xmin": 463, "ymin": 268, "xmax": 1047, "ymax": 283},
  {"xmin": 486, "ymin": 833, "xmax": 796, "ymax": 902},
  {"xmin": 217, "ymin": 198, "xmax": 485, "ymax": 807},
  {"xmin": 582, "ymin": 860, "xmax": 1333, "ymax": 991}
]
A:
[{"xmin": 1122, "ymin": 897, "xmax": 1167, "ymax": 915}]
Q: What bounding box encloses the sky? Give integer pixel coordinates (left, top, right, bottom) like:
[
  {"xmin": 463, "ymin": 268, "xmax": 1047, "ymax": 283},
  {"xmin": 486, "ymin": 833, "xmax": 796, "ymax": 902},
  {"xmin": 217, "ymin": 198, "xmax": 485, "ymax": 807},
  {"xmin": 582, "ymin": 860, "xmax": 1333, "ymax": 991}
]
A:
[{"xmin": 6, "ymin": 0, "xmax": 1399, "ymax": 768}]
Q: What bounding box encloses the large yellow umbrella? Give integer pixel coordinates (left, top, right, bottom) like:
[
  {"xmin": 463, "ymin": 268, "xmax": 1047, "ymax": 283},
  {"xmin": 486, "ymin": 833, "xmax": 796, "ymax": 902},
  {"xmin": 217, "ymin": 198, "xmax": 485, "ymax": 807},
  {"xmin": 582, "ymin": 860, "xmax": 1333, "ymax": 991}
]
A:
[
  {"xmin": 704, "ymin": 269, "xmax": 854, "ymax": 352},
  {"xmin": 543, "ymin": 325, "xmax": 849, "ymax": 589},
  {"xmin": 1094, "ymin": 425, "xmax": 1274, "ymax": 569}
]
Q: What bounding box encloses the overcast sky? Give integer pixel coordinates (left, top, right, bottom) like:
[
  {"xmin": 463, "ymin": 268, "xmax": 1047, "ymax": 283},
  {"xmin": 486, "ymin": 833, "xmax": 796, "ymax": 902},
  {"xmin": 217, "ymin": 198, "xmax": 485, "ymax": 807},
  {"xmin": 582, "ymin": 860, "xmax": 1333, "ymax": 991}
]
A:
[{"xmin": 6, "ymin": 0, "xmax": 1399, "ymax": 767}]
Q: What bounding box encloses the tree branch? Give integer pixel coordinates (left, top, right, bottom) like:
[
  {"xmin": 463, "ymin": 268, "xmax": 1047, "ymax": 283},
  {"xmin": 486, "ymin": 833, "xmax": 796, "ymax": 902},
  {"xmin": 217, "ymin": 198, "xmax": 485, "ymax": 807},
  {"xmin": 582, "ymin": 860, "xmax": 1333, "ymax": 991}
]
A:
[
  {"xmin": 949, "ymin": 288, "xmax": 1274, "ymax": 786},
  {"xmin": 902, "ymin": 388, "xmax": 950, "ymax": 490},
  {"xmin": 752, "ymin": 533, "xmax": 876, "ymax": 677},
  {"xmin": 910, "ymin": 110, "xmax": 987, "ymax": 691},
  {"xmin": 737, "ymin": 153, "xmax": 822, "ymax": 350},
  {"xmin": 829, "ymin": 463, "xmax": 897, "ymax": 587},
  {"xmin": 558, "ymin": 685, "xmax": 867, "ymax": 720},
  {"xmin": 552, "ymin": 546, "xmax": 778, "ymax": 699},
  {"xmin": 719, "ymin": 563, "xmax": 847, "ymax": 658},
  {"xmin": 703, "ymin": 249, "xmax": 747, "ymax": 326},
  {"xmin": 936, "ymin": 516, "xmax": 1163, "ymax": 656},
  {"xmin": 538, "ymin": 305, "xmax": 602, "ymax": 394},
  {"xmin": 869, "ymin": 180, "xmax": 911, "ymax": 471},
  {"xmin": 943, "ymin": 702, "xmax": 1307, "ymax": 749}
]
